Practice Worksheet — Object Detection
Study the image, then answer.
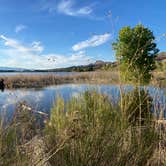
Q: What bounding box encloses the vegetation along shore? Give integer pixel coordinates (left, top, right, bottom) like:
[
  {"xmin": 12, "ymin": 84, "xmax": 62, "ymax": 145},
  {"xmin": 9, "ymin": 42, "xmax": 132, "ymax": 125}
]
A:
[{"xmin": 0, "ymin": 70, "xmax": 165, "ymax": 89}]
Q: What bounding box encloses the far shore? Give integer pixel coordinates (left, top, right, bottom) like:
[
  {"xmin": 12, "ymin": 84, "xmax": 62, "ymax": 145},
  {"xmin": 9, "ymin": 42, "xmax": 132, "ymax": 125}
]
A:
[{"xmin": 0, "ymin": 71, "xmax": 165, "ymax": 89}]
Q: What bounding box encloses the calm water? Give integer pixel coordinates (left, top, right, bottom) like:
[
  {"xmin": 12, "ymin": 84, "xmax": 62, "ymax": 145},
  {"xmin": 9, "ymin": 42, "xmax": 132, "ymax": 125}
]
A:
[
  {"xmin": 0, "ymin": 72, "xmax": 78, "ymax": 76},
  {"xmin": 0, "ymin": 84, "xmax": 165, "ymax": 119}
]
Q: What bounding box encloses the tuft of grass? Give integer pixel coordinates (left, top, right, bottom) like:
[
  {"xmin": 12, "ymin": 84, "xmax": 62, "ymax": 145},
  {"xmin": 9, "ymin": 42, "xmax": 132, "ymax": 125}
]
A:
[{"xmin": 42, "ymin": 90, "xmax": 162, "ymax": 166}]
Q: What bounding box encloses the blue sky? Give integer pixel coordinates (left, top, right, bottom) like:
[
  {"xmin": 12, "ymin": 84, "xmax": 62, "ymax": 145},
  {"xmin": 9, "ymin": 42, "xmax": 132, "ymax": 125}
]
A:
[{"xmin": 0, "ymin": 0, "xmax": 165, "ymax": 69}]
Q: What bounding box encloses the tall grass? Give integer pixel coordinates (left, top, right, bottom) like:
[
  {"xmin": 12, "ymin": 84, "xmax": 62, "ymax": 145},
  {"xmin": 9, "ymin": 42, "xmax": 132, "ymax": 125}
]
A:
[
  {"xmin": 1, "ymin": 70, "xmax": 165, "ymax": 89},
  {"xmin": 38, "ymin": 90, "xmax": 164, "ymax": 166},
  {"xmin": 2, "ymin": 71, "xmax": 119, "ymax": 89},
  {"xmin": 0, "ymin": 102, "xmax": 41, "ymax": 165}
]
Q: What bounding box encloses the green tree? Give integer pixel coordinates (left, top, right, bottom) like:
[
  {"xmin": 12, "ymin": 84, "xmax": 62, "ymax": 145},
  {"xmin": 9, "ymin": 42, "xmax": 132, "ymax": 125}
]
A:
[{"xmin": 112, "ymin": 24, "xmax": 159, "ymax": 84}]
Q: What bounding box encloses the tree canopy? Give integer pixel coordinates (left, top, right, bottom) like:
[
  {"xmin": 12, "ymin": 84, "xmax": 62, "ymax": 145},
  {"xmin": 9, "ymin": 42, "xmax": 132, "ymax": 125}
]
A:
[{"xmin": 112, "ymin": 24, "xmax": 159, "ymax": 84}]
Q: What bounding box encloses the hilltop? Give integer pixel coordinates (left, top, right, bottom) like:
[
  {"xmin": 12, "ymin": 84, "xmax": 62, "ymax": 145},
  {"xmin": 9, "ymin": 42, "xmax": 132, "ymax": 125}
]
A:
[
  {"xmin": 156, "ymin": 52, "xmax": 166, "ymax": 62},
  {"xmin": 33, "ymin": 61, "xmax": 117, "ymax": 72}
]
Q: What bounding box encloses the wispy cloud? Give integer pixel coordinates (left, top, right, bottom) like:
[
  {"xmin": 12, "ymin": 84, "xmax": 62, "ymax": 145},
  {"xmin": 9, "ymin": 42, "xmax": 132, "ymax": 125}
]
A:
[
  {"xmin": 15, "ymin": 24, "xmax": 27, "ymax": 33},
  {"xmin": 57, "ymin": 0, "xmax": 93, "ymax": 16},
  {"xmin": 0, "ymin": 35, "xmax": 93, "ymax": 69},
  {"xmin": 41, "ymin": 0, "xmax": 93, "ymax": 17},
  {"xmin": 45, "ymin": 51, "xmax": 92, "ymax": 68},
  {"xmin": 0, "ymin": 35, "xmax": 43, "ymax": 53},
  {"xmin": 72, "ymin": 33, "xmax": 111, "ymax": 51}
]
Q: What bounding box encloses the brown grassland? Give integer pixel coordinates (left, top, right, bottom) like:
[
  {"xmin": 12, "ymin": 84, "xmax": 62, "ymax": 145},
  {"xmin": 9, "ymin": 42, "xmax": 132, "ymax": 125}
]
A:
[{"xmin": 1, "ymin": 70, "xmax": 166, "ymax": 89}]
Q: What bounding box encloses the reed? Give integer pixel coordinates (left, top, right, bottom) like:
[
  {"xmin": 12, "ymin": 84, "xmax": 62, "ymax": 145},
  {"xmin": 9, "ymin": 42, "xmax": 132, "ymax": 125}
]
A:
[
  {"xmin": 2, "ymin": 71, "xmax": 119, "ymax": 89},
  {"xmin": 1, "ymin": 70, "xmax": 165, "ymax": 89}
]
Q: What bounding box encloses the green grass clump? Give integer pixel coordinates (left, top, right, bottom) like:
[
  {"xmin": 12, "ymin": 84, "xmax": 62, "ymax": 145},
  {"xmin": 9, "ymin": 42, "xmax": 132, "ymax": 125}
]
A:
[{"xmin": 43, "ymin": 90, "xmax": 160, "ymax": 166}]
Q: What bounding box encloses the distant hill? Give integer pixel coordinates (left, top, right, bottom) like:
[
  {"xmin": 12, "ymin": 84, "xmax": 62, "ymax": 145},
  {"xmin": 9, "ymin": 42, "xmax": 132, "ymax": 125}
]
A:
[
  {"xmin": 34, "ymin": 61, "xmax": 118, "ymax": 72},
  {"xmin": 0, "ymin": 62, "xmax": 116, "ymax": 73},
  {"xmin": 94, "ymin": 60, "xmax": 105, "ymax": 65},
  {"xmin": 156, "ymin": 52, "xmax": 166, "ymax": 62},
  {"xmin": 156, "ymin": 52, "xmax": 166, "ymax": 71},
  {"xmin": 0, "ymin": 67, "xmax": 30, "ymax": 72}
]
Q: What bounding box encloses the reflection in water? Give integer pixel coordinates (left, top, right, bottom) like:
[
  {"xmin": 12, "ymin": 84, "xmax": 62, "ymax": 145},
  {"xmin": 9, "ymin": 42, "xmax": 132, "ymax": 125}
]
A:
[{"xmin": 0, "ymin": 84, "xmax": 165, "ymax": 119}]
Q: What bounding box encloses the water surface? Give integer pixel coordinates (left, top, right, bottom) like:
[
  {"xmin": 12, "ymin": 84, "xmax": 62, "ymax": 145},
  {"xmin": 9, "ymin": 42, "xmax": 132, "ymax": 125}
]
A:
[
  {"xmin": 0, "ymin": 72, "xmax": 78, "ymax": 76},
  {"xmin": 0, "ymin": 84, "xmax": 165, "ymax": 119}
]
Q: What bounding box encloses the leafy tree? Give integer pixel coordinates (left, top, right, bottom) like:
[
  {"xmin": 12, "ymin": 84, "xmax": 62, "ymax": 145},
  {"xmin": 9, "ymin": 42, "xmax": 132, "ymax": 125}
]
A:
[{"xmin": 112, "ymin": 24, "xmax": 159, "ymax": 84}]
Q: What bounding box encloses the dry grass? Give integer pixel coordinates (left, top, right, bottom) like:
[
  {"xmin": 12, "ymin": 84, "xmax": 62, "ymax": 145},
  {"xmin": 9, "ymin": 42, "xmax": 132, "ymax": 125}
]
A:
[
  {"xmin": 152, "ymin": 71, "xmax": 166, "ymax": 88},
  {"xmin": 1, "ymin": 70, "xmax": 165, "ymax": 89},
  {"xmin": 2, "ymin": 71, "xmax": 120, "ymax": 89},
  {"xmin": 37, "ymin": 90, "xmax": 166, "ymax": 165}
]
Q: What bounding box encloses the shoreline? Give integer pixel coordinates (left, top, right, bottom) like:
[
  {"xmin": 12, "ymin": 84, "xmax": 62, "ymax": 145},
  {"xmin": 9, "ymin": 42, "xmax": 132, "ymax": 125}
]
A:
[{"xmin": 1, "ymin": 71, "xmax": 165, "ymax": 89}]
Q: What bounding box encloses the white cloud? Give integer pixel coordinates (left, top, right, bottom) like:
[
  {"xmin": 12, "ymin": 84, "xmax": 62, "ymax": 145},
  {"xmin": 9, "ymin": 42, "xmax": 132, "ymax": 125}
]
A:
[
  {"xmin": 57, "ymin": 0, "xmax": 93, "ymax": 16},
  {"xmin": 72, "ymin": 33, "xmax": 111, "ymax": 51},
  {"xmin": 44, "ymin": 51, "xmax": 92, "ymax": 68},
  {"xmin": 31, "ymin": 41, "xmax": 44, "ymax": 52},
  {"xmin": 0, "ymin": 35, "xmax": 93, "ymax": 69},
  {"xmin": 40, "ymin": 0, "xmax": 104, "ymax": 19},
  {"xmin": 0, "ymin": 35, "xmax": 44, "ymax": 53},
  {"xmin": 15, "ymin": 24, "xmax": 27, "ymax": 33}
]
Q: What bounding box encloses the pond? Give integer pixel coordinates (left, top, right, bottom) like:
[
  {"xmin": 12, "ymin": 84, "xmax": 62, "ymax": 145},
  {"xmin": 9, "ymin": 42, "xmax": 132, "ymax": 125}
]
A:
[{"xmin": 0, "ymin": 84, "xmax": 165, "ymax": 120}]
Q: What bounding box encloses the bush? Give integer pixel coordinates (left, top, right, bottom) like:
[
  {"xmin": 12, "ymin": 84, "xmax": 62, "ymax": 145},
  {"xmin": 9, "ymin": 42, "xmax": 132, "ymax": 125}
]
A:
[{"xmin": 112, "ymin": 24, "xmax": 159, "ymax": 84}]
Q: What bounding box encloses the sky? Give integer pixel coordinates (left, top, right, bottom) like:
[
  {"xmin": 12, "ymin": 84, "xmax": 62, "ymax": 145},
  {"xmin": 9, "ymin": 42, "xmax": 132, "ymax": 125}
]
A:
[{"xmin": 0, "ymin": 0, "xmax": 165, "ymax": 69}]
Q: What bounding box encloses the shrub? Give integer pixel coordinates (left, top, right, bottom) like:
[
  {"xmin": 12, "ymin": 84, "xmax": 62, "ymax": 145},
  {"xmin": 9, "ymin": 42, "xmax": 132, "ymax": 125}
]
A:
[{"xmin": 112, "ymin": 24, "xmax": 159, "ymax": 84}]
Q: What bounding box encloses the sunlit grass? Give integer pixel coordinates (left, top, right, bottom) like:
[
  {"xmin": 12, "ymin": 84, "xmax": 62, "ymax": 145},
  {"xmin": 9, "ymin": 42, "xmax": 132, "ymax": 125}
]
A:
[
  {"xmin": 1, "ymin": 70, "xmax": 165, "ymax": 89},
  {"xmin": 2, "ymin": 71, "xmax": 119, "ymax": 89}
]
